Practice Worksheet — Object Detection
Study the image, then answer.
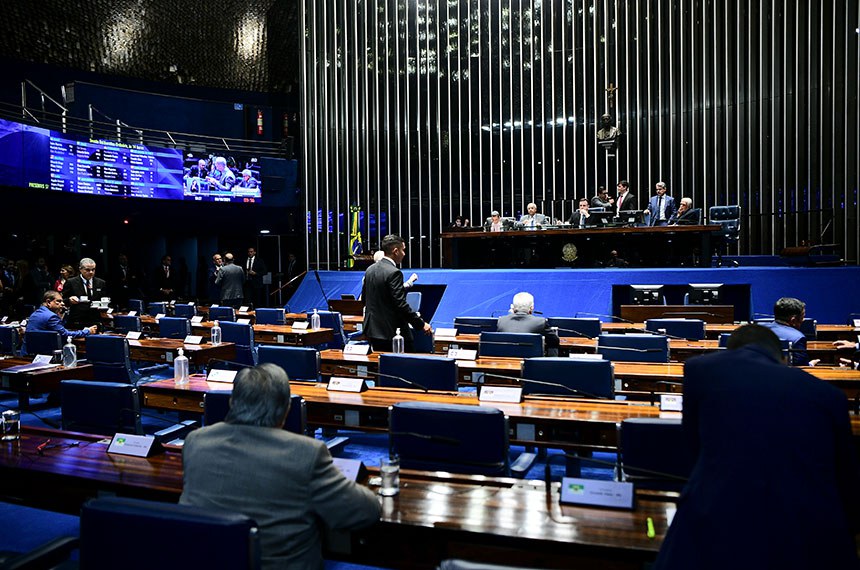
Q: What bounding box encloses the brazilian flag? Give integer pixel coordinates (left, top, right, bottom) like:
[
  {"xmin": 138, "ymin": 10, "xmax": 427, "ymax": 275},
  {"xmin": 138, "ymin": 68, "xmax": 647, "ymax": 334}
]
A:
[{"xmin": 348, "ymin": 205, "xmax": 362, "ymax": 268}]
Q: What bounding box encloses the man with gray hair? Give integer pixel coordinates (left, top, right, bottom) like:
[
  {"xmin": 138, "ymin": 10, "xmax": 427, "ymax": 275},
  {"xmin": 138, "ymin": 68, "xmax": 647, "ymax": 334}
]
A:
[
  {"xmin": 644, "ymin": 181, "xmax": 676, "ymax": 226},
  {"xmin": 181, "ymin": 363, "xmax": 380, "ymax": 569},
  {"xmin": 62, "ymin": 257, "xmax": 107, "ymax": 327},
  {"xmin": 668, "ymin": 197, "xmax": 700, "ymax": 225},
  {"xmin": 518, "ymin": 202, "xmax": 547, "ymax": 229},
  {"xmin": 205, "ymin": 156, "xmax": 236, "ymax": 191},
  {"xmin": 496, "ymin": 292, "xmax": 560, "ymax": 356}
]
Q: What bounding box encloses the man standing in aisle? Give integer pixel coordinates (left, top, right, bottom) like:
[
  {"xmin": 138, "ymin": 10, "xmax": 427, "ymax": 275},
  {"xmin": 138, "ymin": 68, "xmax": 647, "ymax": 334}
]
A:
[
  {"xmin": 62, "ymin": 257, "xmax": 106, "ymax": 327},
  {"xmin": 244, "ymin": 247, "xmax": 268, "ymax": 308}
]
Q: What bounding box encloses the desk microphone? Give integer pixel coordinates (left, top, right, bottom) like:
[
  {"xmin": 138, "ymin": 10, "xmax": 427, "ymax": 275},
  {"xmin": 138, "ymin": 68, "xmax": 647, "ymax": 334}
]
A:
[
  {"xmin": 206, "ymin": 358, "xmax": 252, "ymax": 373},
  {"xmin": 331, "ymin": 365, "xmax": 430, "ymax": 393},
  {"xmin": 596, "ymin": 345, "xmax": 667, "ymax": 354},
  {"xmin": 389, "ymin": 430, "xmax": 460, "ymax": 446},
  {"xmin": 313, "ymin": 270, "xmax": 331, "ymax": 308},
  {"xmin": 552, "ymin": 327, "xmax": 596, "ymax": 340},
  {"xmin": 479, "ymin": 371, "xmax": 609, "ymax": 400},
  {"xmin": 574, "ymin": 312, "xmax": 636, "ymax": 324}
]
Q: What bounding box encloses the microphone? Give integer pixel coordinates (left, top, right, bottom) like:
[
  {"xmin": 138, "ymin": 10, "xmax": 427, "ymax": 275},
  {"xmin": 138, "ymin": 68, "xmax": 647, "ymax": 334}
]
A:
[
  {"xmin": 543, "ymin": 451, "xmax": 688, "ymax": 483},
  {"xmin": 552, "ymin": 326, "xmax": 595, "ymax": 340},
  {"xmin": 596, "ymin": 345, "xmax": 667, "ymax": 354},
  {"xmin": 479, "ymin": 371, "xmax": 610, "ymax": 400},
  {"xmin": 575, "ymin": 312, "xmax": 635, "ymax": 324},
  {"xmin": 206, "ymin": 358, "xmax": 253, "ymax": 373},
  {"xmin": 330, "ymin": 365, "xmax": 431, "ymax": 392},
  {"xmin": 389, "ymin": 430, "xmax": 460, "ymax": 446},
  {"xmin": 313, "ymin": 270, "xmax": 330, "ymax": 307}
]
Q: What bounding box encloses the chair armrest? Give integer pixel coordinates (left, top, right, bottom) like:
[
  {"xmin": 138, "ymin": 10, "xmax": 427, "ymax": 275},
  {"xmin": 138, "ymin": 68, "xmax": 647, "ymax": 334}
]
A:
[
  {"xmin": 0, "ymin": 536, "xmax": 80, "ymax": 570},
  {"xmin": 510, "ymin": 451, "xmax": 537, "ymax": 478}
]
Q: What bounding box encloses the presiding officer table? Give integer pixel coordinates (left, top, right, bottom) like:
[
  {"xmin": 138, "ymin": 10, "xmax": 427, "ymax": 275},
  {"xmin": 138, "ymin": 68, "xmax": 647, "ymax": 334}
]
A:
[{"xmin": 441, "ymin": 225, "xmax": 720, "ymax": 268}]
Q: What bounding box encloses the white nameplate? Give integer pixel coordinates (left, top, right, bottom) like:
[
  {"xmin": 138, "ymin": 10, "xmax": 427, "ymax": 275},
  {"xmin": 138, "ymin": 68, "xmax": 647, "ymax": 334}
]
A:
[
  {"xmin": 239, "ymin": 306, "xmax": 249, "ymax": 313},
  {"xmin": 435, "ymin": 327, "xmax": 458, "ymax": 338},
  {"xmin": 660, "ymin": 394, "xmax": 684, "ymax": 412},
  {"xmin": 211, "ymin": 304, "xmax": 219, "ymax": 308},
  {"xmin": 126, "ymin": 331, "xmax": 142, "ymax": 340},
  {"xmin": 154, "ymin": 313, "xmax": 166, "ymax": 320},
  {"xmin": 191, "ymin": 316, "xmax": 204, "ymax": 324},
  {"xmin": 169, "ymin": 300, "xmax": 176, "ymax": 307},
  {"xmin": 107, "ymin": 433, "xmax": 162, "ymax": 458},
  {"xmin": 79, "ymin": 296, "xmax": 89, "ymax": 302},
  {"xmin": 332, "ymin": 457, "xmax": 365, "ymax": 481},
  {"xmin": 106, "ymin": 308, "xmax": 114, "ymax": 314},
  {"xmin": 568, "ymin": 353, "xmax": 605, "ymax": 360},
  {"xmin": 327, "ymin": 376, "xmax": 368, "ymax": 392},
  {"xmin": 236, "ymin": 318, "xmax": 251, "ymax": 325},
  {"xmin": 0, "ymin": 316, "xmax": 7, "ymax": 323},
  {"xmin": 102, "ymin": 297, "xmax": 111, "ymax": 303},
  {"xmin": 447, "ymin": 348, "xmax": 477, "ymax": 360},
  {"xmin": 292, "ymin": 321, "xmax": 309, "ymax": 330},
  {"xmin": 127, "ymin": 311, "xmax": 137, "ymax": 316},
  {"xmin": 207, "ymin": 369, "xmax": 238, "ymax": 383},
  {"xmin": 853, "ymin": 319, "xmax": 860, "ymax": 327},
  {"xmin": 560, "ymin": 477, "xmax": 634, "ymax": 510},
  {"xmin": 479, "ymin": 385, "xmax": 523, "ymax": 403},
  {"xmin": 184, "ymin": 335, "xmax": 203, "ymax": 345},
  {"xmin": 343, "ymin": 344, "xmax": 371, "ymax": 356},
  {"xmin": 276, "ymin": 334, "xmax": 285, "ymax": 343},
  {"xmin": 187, "ymin": 301, "xmax": 195, "ymax": 305},
  {"xmin": 33, "ymin": 354, "xmax": 53, "ymax": 365}
]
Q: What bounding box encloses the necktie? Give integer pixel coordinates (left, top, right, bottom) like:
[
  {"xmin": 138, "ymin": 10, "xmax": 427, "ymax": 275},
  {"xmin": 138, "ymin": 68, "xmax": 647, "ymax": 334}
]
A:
[
  {"xmin": 579, "ymin": 213, "xmax": 586, "ymax": 228},
  {"xmin": 248, "ymin": 258, "xmax": 253, "ymax": 271},
  {"xmin": 617, "ymin": 194, "xmax": 624, "ymax": 211},
  {"xmin": 657, "ymin": 196, "xmax": 663, "ymax": 221},
  {"xmin": 87, "ymin": 280, "xmax": 93, "ymax": 298},
  {"xmin": 164, "ymin": 266, "xmax": 169, "ymax": 279}
]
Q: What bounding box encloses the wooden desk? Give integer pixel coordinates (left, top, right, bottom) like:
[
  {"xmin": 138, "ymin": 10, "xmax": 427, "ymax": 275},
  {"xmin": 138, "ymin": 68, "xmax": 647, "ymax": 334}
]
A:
[
  {"xmin": 0, "ymin": 358, "xmax": 94, "ymax": 408},
  {"xmin": 285, "ymin": 312, "xmax": 364, "ymax": 333},
  {"xmin": 0, "ymin": 427, "xmax": 674, "ymax": 569},
  {"xmin": 619, "ymin": 305, "xmax": 734, "ymax": 323},
  {"xmin": 602, "ymin": 322, "xmax": 860, "ymax": 341},
  {"xmin": 190, "ymin": 321, "xmax": 334, "ymax": 347}
]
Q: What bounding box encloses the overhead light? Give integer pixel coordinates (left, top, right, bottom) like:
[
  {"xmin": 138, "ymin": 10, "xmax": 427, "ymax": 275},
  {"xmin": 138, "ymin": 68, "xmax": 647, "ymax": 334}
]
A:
[{"xmin": 259, "ymin": 230, "xmax": 271, "ymax": 234}]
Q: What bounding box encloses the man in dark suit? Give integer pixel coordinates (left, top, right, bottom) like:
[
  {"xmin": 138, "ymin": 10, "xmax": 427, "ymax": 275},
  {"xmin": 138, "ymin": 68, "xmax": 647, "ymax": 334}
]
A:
[
  {"xmin": 62, "ymin": 257, "xmax": 107, "ymax": 327},
  {"xmin": 667, "ymin": 197, "xmax": 700, "ymax": 225},
  {"xmin": 361, "ymin": 234, "xmax": 431, "ymax": 352},
  {"xmin": 567, "ymin": 198, "xmax": 592, "ymax": 228},
  {"xmin": 180, "ymin": 363, "xmax": 380, "ymax": 570},
  {"xmin": 109, "ymin": 253, "xmax": 142, "ymax": 310},
  {"xmin": 654, "ymin": 324, "xmax": 860, "ymax": 570},
  {"xmin": 643, "ymin": 181, "xmax": 676, "ymax": 226},
  {"xmin": 496, "ymin": 292, "xmax": 560, "ymax": 356},
  {"xmin": 243, "ymin": 247, "xmax": 268, "ymax": 308},
  {"xmin": 615, "ymin": 180, "xmax": 637, "ymax": 213},
  {"xmin": 760, "ymin": 296, "xmax": 809, "ymax": 366},
  {"xmin": 152, "ymin": 255, "xmax": 182, "ymax": 301}
]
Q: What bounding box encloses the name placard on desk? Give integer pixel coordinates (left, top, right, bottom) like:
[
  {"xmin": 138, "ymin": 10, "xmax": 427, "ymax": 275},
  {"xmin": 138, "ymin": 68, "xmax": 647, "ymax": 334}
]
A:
[
  {"xmin": 126, "ymin": 331, "xmax": 142, "ymax": 340},
  {"xmin": 328, "ymin": 376, "xmax": 369, "ymax": 393},
  {"xmin": 479, "ymin": 385, "xmax": 523, "ymax": 403},
  {"xmin": 447, "ymin": 348, "xmax": 477, "ymax": 360},
  {"xmin": 207, "ymin": 369, "xmax": 238, "ymax": 383},
  {"xmin": 343, "ymin": 344, "xmax": 372, "ymax": 356},
  {"xmin": 332, "ymin": 457, "xmax": 366, "ymax": 481},
  {"xmin": 292, "ymin": 321, "xmax": 309, "ymax": 330},
  {"xmin": 183, "ymin": 335, "xmax": 203, "ymax": 345},
  {"xmin": 106, "ymin": 308, "xmax": 114, "ymax": 314},
  {"xmin": 154, "ymin": 313, "xmax": 166, "ymax": 320},
  {"xmin": 237, "ymin": 318, "xmax": 251, "ymax": 325},
  {"xmin": 435, "ymin": 327, "xmax": 458, "ymax": 338},
  {"xmin": 191, "ymin": 316, "xmax": 204, "ymax": 324},
  {"xmin": 239, "ymin": 306, "xmax": 250, "ymax": 313},
  {"xmin": 660, "ymin": 394, "xmax": 683, "ymax": 412},
  {"xmin": 127, "ymin": 311, "xmax": 137, "ymax": 316},
  {"xmin": 107, "ymin": 433, "xmax": 162, "ymax": 458},
  {"xmin": 559, "ymin": 477, "xmax": 634, "ymax": 510}
]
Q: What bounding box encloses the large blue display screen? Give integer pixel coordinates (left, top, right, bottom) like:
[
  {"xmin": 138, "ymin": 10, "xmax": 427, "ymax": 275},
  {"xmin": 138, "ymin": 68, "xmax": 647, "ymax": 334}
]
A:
[{"xmin": 0, "ymin": 117, "xmax": 262, "ymax": 203}]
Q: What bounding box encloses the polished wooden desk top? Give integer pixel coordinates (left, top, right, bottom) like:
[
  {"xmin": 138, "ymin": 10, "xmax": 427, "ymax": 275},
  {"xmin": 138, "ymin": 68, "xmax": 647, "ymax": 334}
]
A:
[
  {"xmin": 602, "ymin": 322, "xmax": 859, "ymax": 341},
  {"xmin": 0, "ymin": 357, "xmax": 95, "ymax": 407},
  {"xmin": 190, "ymin": 322, "xmax": 334, "ymax": 346}
]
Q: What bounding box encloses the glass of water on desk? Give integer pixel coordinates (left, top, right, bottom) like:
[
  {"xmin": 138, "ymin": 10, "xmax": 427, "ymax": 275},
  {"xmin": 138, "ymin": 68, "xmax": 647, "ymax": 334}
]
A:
[
  {"xmin": 379, "ymin": 456, "xmax": 400, "ymax": 496},
  {"xmin": 1, "ymin": 409, "xmax": 20, "ymax": 441}
]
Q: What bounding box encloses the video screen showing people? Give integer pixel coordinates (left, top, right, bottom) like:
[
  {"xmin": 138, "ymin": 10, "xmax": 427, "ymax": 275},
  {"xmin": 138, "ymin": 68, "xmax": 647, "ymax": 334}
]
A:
[{"xmin": 183, "ymin": 155, "xmax": 262, "ymax": 203}]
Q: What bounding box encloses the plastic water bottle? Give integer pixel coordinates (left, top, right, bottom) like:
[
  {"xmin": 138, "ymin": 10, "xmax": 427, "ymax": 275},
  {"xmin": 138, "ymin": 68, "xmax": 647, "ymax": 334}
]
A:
[
  {"xmin": 310, "ymin": 308, "xmax": 321, "ymax": 330},
  {"xmin": 210, "ymin": 320, "xmax": 222, "ymax": 345},
  {"xmin": 62, "ymin": 336, "xmax": 77, "ymax": 368},
  {"xmin": 174, "ymin": 348, "xmax": 190, "ymax": 385},
  {"xmin": 392, "ymin": 328, "xmax": 405, "ymax": 354}
]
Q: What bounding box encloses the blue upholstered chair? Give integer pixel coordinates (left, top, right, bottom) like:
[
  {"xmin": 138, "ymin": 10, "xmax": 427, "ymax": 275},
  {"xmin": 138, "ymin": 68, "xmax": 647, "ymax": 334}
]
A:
[
  {"xmin": 23, "ymin": 330, "xmax": 62, "ymax": 356},
  {"xmin": 146, "ymin": 302, "xmax": 168, "ymax": 317},
  {"xmin": 158, "ymin": 317, "xmax": 191, "ymax": 340},
  {"xmin": 204, "ymin": 391, "xmax": 306, "ymax": 435},
  {"xmin": 313, "ymin": 310, "xmax": 348, "ymax": 350},
  {"xmin": 619, "ymin": 417, "xmax": 694, "ymax": 491},
  {"xmin": 79, "ymin": 497, "xmax": 260, "ymax": 569},
  {"xmin": 546, "ymin": 317, "xmax": 601, "ymax": 339},
  {"xmin": 644, "ymin": 318, "xmax": 707, "ymax": 341},
  {"xmin": 521, "ymin": 357, "xmax": 614, "ymax": 399},
  {"xmin": 113, "ymin": 314, "xmax": 142, "ymax": 334},
  {"xmin": 127, "ymin": 299, "xmax": 145, "ymax": 314},
  {"xmin": 257, "ymin": 345, "xmax": 320, "ymax": 382},
  {"xmin": 173, "ymin": 304, "xmax": 197, "ymax": 319},
  {"xmin": 209, "ymin": 306, "xmax": 236, "ymax": 322},
  {"xmin": 60, "ymin": 380, "xmax": 142, "ymax": 436},
  {"xmin": 453, "ymin": 316, "xmax": 497, "ymax": 335},
  {"xmin": 389, "ymin": 401, "xmax": 534, "ymax": 477},
  {"xmin": 479, "ymin": 332, "xmax": 544, "ymax": 358},
  {"xmin": 709, "ymin": 205, "xmax": 741, "ymax": 267},
  {"xmin": 378, "ymin": 354, "xmax": 458, "ymax": 392},
  {"xmin": 718, "ymin": 332, "xmax": 731, "ymax": 347},
  {"xmin": 219, "ymin": 321, "xmax": 256, "ymax": 366},
  {"xmin": 597, "ymin": 333, "xmax": 670, "ymax": 363},
  {"xmin": 406, "ymin": 291, "xmax": 422, "ymax": 313},
  {"xmin": 255, "ymin": 307, "xmax": 286, "ymax": 325},
  {"xmin": 85, "ymin": 335, "xmax": 142, "ymax": 383},
  {"xmin": 0, "ymin": 325, "xmax": 19, "ymax": 355}
]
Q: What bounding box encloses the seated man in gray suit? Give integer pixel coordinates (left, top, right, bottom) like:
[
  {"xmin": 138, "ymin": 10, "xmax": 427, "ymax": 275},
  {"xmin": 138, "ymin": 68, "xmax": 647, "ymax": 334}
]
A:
[
  {"xmin": 180, "ymin": 363, "xmax": 380, "ymax": 570},
  {"xmin": 518, "ymin": 202, "xmax": 547, "ymax": 229},
  {"xmin": 496, "ymin": 292, "xmax": 560, "ymax": 356}
]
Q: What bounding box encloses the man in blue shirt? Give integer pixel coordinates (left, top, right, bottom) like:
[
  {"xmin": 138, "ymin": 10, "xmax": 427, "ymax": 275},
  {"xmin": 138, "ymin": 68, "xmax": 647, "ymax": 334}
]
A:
[
  {"xmin": 760, "ymin": 297, "xmax": 808, "ymax": 366},
  {"xmin": 24, "ymin": 291, "xmax": 97, "ymax": 353}
]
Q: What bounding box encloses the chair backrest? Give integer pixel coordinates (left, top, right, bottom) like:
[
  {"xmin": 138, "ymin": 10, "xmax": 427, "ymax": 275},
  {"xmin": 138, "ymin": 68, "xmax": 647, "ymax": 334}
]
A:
[
  {"xmin": 159, "ymin": 317, "xmax": 191, "ymax": 340},
  {"xmin": 24, "ymin": 330, "xmax": 62, "ymax": 356},
  {"xmin": 686, "ymin": 208, "xmax": 702, "ymax": 224},
  {"xmin": 718, "ymin": 332, "xmax": 731, "ymax": 347},
  {"xmin": 204, "ymin": 391, "xmax": 306, "ymax": 435},
  {"xmin": 389, "ymin": 401, "xmax": 511, "ymax": 476},
  {"xmin": 173, "ymin": 304, "xmax": 197, "ymax": 319},
  {"xmin": 314, "ymin": 310, "xmax": 347, "ymax": 350},
  {"xmin": 60, "ymin": 379, "xmax": 142, "ymax": 436},
  {"xmin": 128, "ymin": 299, "xmax": 145, "ymax": 314},
  {"xmin": 147, "ymin": 302, "xmax": 168, "ymax": 317},
  {"xmin": 256, "ymin": 346, "xmax": 320, "ymax": 382},
  {"xmin": 479, "ymin": 332, "xmax": 544, "ymax": 358},
  {"xmin": 378, "ymin": 354, "xmax": 458, "ymax": 391},
  {"xmin": 546, "ymin": 317, "xmax": 601, "ymax": 339},
  {"xmin": 708, "ymin": 205, "xmax": 741, "ymax": 222},
  {"xmin": 220, "ymin": 321, "xmax": 256, "ymax": 365},
  {"xmin": 113, "ymin": 315, "xmax": 142, "ymax": 333},
  {"xmin": 406, "ymin": 291, "xmax": 422, "ymax": 313},
  {"xmin": 521, "ymin": 357, "xmax": 614, "ymax": 399},
  {"xmin": 255, "ymin": 307, "xmax": 286, "ymax": 325},
  {"xmin": 644, "ymin": 318, "xmax": 706, "ymax": 340},
  {"xmin": 597, "ymin": 333, "xmax": 670, "ymax": 363},
  {"xmin": 754, "ymin": 317, "xmax": 817, "ymax": 340},
  {"xmin": 0, "ymin": 325, "xmax": 19, "ymax": 355},
  {"xmin": 209, "ymin": 306, "xmax": 236, "ymax": 322},
  {"xmin": 80, "ymin": 497, "xmax": 260, "ymax": 569},
  {"xmin": 619, "ymin": 417, "xmax": 694, "ymax": 491},
  {"xmin": 85, "ymin": 334, "xmax": 138, "ymax": 383},
  {"xmin": 453, "ymin": 316, "xmax": 497, "ymax": 335}
]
